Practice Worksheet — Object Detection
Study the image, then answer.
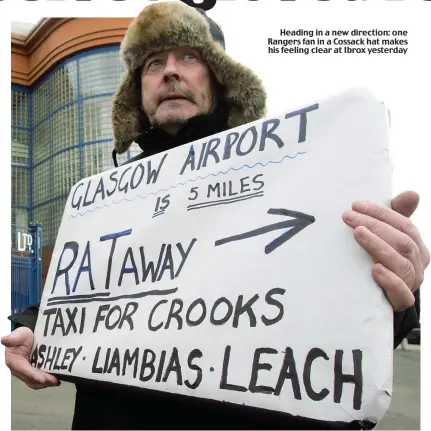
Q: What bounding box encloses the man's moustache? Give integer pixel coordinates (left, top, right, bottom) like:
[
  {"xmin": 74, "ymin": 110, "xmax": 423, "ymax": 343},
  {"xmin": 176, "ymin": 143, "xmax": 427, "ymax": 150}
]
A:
[{"xmin": 158, "ymin": 86, "xmax": 195, "ymax": 104}]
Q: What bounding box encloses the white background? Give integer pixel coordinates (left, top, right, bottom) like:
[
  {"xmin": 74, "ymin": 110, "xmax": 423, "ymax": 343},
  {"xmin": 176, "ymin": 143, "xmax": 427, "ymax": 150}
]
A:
[{"xmin": 1, "ymin": 0, "xmax": 429, "ymax": 429}]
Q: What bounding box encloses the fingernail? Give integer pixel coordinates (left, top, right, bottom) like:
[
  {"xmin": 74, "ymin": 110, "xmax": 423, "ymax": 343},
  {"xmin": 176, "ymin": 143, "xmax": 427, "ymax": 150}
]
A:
[
  {"xmin": 374, "ymin": 264, "xmax": 385, "ymax": 276},
  {"xmin": 355, "ymin": 226, "xmax": 369, "ymax": 240},
  {"xmin": 353, "ymin": 200, "xmax": 368, "ymax": 211},
  {"xmin": 343, "ymin": 210, "xmax": 358, "ymax": 223}
]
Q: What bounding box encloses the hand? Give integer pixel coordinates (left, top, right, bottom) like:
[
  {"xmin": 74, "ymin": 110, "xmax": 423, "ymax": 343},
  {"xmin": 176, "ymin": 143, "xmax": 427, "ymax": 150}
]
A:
[
  {"xmin": 342, "ymin": 191, "xmax": 430, "ymax": 312},
  {"xmin": 1, "ymin": 327, "xmax": 60, "ymax": 390}
]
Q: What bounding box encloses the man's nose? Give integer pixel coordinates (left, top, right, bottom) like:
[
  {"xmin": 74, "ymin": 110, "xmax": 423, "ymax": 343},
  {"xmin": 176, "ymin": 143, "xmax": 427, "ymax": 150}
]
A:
[{"xmin": 163, "ymin": 54, "xmax": 181, "ymax": 81}]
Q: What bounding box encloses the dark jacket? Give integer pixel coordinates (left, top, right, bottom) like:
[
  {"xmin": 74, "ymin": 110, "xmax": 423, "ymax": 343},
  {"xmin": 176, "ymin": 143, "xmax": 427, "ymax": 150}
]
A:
[{"xmin": 9, "ymin": 112, "xmax": 421, "ymax": 430}]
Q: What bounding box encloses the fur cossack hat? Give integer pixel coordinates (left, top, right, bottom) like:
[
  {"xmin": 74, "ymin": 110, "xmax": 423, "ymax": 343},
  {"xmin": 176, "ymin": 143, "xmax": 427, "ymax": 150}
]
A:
[{"xmin": 112, "ymin": 1, "xmax": 267, "ymax": 154}]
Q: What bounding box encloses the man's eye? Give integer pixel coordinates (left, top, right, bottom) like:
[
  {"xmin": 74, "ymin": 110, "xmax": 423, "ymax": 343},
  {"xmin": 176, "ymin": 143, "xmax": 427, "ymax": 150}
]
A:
[
  {"xmin": 183, "ymin": 53, "xmax": 198, "ymax": 61},
  {"xmin": 148, "ymin": 59, "xmax": 163, "ymax": 70}
]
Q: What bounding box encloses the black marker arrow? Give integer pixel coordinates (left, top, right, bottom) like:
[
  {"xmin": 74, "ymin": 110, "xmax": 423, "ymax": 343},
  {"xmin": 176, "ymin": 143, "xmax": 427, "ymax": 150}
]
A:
[{"xmin": 214, "ymin": 209, "xmax": 315, "ymax": 254}]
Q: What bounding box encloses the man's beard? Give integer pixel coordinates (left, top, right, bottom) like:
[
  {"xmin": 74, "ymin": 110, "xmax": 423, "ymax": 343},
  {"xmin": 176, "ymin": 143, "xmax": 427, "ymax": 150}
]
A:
[
  {"xmin": 152, "ymin": 111, "xmax": 189, "ymax": 131},
  {"xmin": 152, "ymin": 83, "xmax": 196, "ymax": 131}
]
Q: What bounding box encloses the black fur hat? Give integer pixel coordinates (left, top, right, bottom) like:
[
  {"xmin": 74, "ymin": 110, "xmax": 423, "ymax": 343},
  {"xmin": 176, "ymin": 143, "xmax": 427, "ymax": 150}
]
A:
[{"xmin": 111, "ymin": 1, "xmax": 267, "ymax": 154}]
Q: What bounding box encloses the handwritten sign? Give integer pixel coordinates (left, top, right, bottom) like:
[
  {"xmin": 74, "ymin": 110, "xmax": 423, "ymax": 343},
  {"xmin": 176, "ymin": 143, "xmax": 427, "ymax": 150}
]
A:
[{"xmin": 31, "ymin": 88, "xmax": 393, "ymax": 424}]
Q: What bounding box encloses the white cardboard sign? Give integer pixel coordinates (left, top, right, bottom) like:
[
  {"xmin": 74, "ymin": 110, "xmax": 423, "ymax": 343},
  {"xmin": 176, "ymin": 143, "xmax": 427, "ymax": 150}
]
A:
[{"xmin": 31, "ymin": 88, "xmax": 393, "ymax": 424}]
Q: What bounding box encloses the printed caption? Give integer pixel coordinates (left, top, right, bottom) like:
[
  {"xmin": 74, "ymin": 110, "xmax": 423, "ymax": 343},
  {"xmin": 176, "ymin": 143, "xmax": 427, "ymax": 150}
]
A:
[{"xmin": 268, "ymin": 29, "xmax": 408, "ymax": 55}]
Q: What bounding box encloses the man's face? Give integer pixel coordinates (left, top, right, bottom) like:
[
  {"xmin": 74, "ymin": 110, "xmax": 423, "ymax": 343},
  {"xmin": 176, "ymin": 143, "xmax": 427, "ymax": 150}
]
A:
[{"xmin": 140, "ymin": 46, "xmax": 216, "ymax": 134}]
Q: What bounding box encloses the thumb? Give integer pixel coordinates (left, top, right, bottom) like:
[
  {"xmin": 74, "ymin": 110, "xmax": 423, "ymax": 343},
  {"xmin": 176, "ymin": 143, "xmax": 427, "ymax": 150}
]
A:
[
  {"xmin": 391, "ymin": 191, "xmax": 419, "ymax": 218},
  {"xmin": 1, "ymin": 327, "xmax": 33, "ymax": 348}
]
